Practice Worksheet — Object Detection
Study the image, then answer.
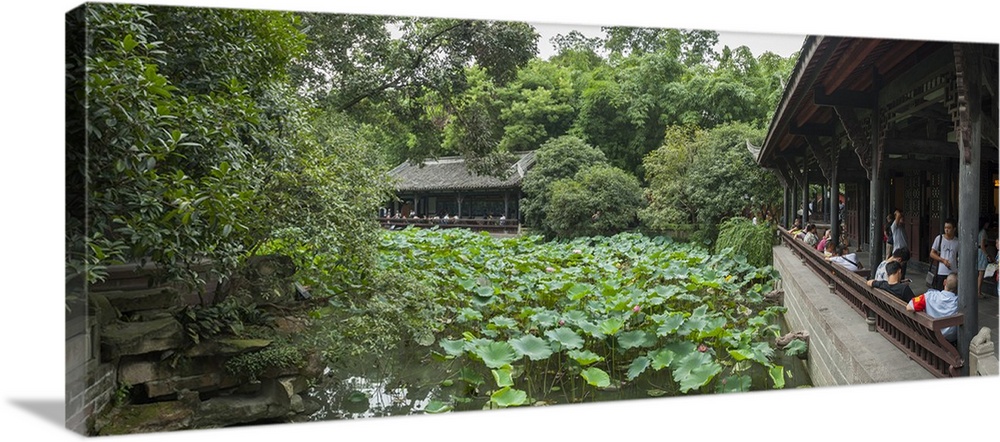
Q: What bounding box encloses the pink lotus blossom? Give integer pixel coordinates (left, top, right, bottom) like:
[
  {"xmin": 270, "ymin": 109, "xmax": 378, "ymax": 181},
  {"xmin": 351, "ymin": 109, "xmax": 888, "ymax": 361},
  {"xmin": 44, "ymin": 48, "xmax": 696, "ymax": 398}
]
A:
[
  {"xmin": 632, "ymin": 305, "xmax": 641, "ymax": 313},
  {"xmin": 545, "ymin": 266, "xmax": 555, "ymax": 273},
  {"xmin": 573, "ymin": 249, "xmax": 582, "ymax": 254},
  {"xmin": 558, "ymin": 320, "xmax": 565, "ymax": 326},
  {"xmin": 698, "ymin": 344, "xmax": 708, "ymax": 353}
]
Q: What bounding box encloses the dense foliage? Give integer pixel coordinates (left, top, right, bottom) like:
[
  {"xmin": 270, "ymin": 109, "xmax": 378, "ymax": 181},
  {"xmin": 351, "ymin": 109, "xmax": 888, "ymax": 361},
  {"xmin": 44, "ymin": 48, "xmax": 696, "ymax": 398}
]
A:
[
  {"xmin": 520, "ymin": 136, "xmax": 608, "ymax": 238},
  {"xmin": 370, "ymin": 228, "xmax": 787, "ymax": 407},
  {"xmin": 715, "ymin": 217, "xmax": 776, "ymax": 268},
  {"xmin": 546, "ymin": 165, "xmax": 645, "ymax": 238},
  {"xmin": 71, "ymin": 4, "xmax": 394, "ymax": 293},
  {"xmin": 641, "ymin": 123, "xmax": 780, "ymax": 243}
]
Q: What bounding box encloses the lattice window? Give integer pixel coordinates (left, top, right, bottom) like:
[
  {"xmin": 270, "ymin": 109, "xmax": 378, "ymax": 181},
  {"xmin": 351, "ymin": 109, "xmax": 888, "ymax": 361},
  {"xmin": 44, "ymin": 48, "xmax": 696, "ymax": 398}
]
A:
[{"xmin": 928, "ymin": 171, "xmax": 942, "ymax": 219}]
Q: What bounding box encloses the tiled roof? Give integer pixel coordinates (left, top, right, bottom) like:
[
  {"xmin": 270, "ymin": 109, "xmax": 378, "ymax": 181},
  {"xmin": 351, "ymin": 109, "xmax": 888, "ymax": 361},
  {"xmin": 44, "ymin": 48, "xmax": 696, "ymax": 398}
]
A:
[{"xmin": 388, "ymin": 151, "xmax": 536, "ymax": 192}]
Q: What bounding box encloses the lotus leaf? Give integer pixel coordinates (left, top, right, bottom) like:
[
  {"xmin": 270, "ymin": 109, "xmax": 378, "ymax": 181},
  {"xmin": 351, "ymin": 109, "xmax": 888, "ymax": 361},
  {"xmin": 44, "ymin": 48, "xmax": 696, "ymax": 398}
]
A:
[
  {"xmin": 617, "ymin": 330, "xmax": 655, "ymax": 350},
  {"xmin": 599, "ymin": 317, "xmax": 625, "ymax": 336},
  {"xmin": 510, "ymin": 335, "xmax": 553, "ymax": 360},
  {"xmin": 782, "ymin": 339, "xmax": 807, "ymax": 357},
  {"xmin": 769, "ymin": 365, "xmax": 786, "ymax": 389},
  {"xmin": 626, "ymin": 356, "xmax": 650, "ymax": 380},
  {"xmin": 567, "ymin": 349, "xmax": 603, "ymax": 366},
  {"xmin": 580, "ymin": 367, "xmax": 611, "ymax": 388},
  {"xmin": 459, "ymin": 367, "xmax": 485, "ymax": 386},
  {"xmin": 577, "ymin": 320, "xmax": 605, "ymax": 339},
  {"xmin": 717, "ymin": 374, "xmax": 752, "ymax": 393},
  {"xmin": 728, "ymin": 342, "xmax": 773, "ymax": 366},
  {"xmin": 529, "ymin": 309, "xmax": 559, "ymax": 328},
  {"xmin": 544, "ymin": 327, "xmax": 584, "ymax": 350},
  {"xmin": 439, "ymin": 339, "xmax": 467, "ymax": 357},
  {"xmin": 492, "ymin": 367, "xmax": 514, "ymax": 387},
  {"xmin": 490, "ymin": 387, "xmax": 528, "ymax": 407},
  {"xmin": 458, "ymin": 307, "xmax": 483, "ymax": 322},
  {"xmin": 673, "ymin": 351, "xmax": 722, "ymax": 393},
  {"xmin": 566, "ymin": 283, "xmax": 591, "ymax": 301},
  {"xmin": 654, "ymin": 313, "xmax": 685, "ymax": 336},
  {"xmin": 473, "ymin": 341, "xmax": 518, "ymax": 368},
  {"xmin": 490, "ymin": 316, "xmax": 518, "ymax": 329}
]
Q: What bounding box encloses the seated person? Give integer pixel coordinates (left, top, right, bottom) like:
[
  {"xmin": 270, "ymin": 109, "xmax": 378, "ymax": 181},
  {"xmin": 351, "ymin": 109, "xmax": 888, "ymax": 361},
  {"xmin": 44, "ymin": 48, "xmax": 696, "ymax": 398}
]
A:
[
  {"xmin": 866, "ymin": 261, "xmax": 915, "ymax": 303},
  {"xmin": 827, "ymin": 244, "xmax": 862, "ymax": 271},
  {"xmin": 802, "ymin": 224, "xmax": 819, "ymax": 247},
  {"xmin": 872, "ymin": 247, "xmax": 910, "ymax": 282},
  {"xmin": 789, "ymin": 218, "xmax": 803, "ymax": 235},
  {"xmin": 906, "ymin": 273, "xmax": 959, "ymax": 343},
  {"xmin": 822, "ymin": 240, "xmax": 836, "ymax": 258},
  {"xmin": 816, "ymin": 229, "xmax": 831, "ymax": 252}
]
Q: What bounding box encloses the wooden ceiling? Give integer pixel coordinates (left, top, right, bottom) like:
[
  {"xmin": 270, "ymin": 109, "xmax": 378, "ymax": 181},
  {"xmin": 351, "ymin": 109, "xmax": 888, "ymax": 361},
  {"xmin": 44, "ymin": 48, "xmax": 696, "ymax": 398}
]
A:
[{"xmin": 759, "ymin": 35, "xmax": 998, "ymax": 174}]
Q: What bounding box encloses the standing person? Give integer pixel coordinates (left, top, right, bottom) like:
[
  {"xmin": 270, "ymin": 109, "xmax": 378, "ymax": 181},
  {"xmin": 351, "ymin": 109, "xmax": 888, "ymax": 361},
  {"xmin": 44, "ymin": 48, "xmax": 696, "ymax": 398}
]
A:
[
  {"xmin": 929, "ymin": 219, "xmax": 959, "ymax": 291},
  {"xmin": 890, "ymin": 209, "xmax": 909, "ymax": 278},
  {"xmin": 977, "ymin": 218, "xmax": 993, "ymax": 298},
  {"xmin": 884, "ymin": 214, "xmax": 895, "ymax": 259}
]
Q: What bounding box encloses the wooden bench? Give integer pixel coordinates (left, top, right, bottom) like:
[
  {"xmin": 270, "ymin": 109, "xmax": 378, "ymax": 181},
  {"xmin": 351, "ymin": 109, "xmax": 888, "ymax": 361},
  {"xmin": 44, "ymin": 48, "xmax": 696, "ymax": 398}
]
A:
[{"xmin": 779, "ymin": 227, "xmax": 963, "ymax": 377}]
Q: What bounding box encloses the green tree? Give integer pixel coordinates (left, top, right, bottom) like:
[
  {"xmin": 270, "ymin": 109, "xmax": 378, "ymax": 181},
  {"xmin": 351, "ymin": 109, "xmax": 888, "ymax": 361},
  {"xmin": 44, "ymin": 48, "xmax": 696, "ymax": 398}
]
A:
[
  {"xmin": 641, "ymin": 122, "xmax": 779, "ymax": 239},
  {"xmin": 75, "ymin": 4, "xmax": 393, "ymax": 296},
  {"xmin": 545, "ymin": 165, "xmax": 645, "ymax": 238},
  {"xmin": 497, "ymin": 60, "xmax": 578, "ymax": 152},
  {"xmin": 294, "ymin": 13, "xmax": 539, "ymax": 171},
  {"xmin": 520, "ymin": 136, "xmax": 607, "ymax": 237}
]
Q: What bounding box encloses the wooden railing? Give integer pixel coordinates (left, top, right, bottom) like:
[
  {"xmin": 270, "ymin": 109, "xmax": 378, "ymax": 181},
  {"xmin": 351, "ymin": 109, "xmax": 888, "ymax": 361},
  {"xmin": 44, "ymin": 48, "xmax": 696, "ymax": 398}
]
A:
[
  {"xmin": 378, "ymin": 217, "xmax": 520, "ymax": 234},
  {"xmin": 779, "ymin": 228, "xmax": 964, "ymax": 377}
]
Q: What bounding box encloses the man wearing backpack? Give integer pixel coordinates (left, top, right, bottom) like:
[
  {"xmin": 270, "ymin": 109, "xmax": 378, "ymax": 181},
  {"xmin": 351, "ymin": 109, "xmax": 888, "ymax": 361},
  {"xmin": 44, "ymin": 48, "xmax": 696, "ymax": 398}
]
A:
[{"xmin": 929, "ymin": 219, "xmax": 959, "ymax": 291}]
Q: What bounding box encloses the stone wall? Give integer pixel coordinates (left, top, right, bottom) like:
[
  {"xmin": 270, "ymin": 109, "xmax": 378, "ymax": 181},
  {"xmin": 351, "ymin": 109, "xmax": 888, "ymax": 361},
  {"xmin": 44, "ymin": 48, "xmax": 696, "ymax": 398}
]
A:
[
  {"xmin": 773, "ymin": 245, "xmax": 935, "ymax": 385},
  {"xmin": 66, "ymin": 311, "xmax": 116, "ymax": 434},
  {"xmin": 65, "ymin": 258, "xmax": 315, "ymax": 435}
]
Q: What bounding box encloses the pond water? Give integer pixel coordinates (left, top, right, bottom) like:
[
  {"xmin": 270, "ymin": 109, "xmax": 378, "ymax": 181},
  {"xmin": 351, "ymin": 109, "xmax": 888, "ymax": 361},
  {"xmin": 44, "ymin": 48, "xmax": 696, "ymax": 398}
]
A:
[{"xmin": 299, "ymin": 318, "xmax": 812, "ymax": 421}]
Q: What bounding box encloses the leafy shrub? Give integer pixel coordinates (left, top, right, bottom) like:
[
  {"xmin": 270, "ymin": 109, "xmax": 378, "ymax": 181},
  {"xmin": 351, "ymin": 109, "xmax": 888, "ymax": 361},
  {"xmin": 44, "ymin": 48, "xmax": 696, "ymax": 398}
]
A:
[
  {"xmin": 715, "ymin": 217, "xmax": 774, "ymax": 268},
  {"xmin": 178, "ymin": 299, "xmax": 274, "ymax": 344},
  {"xmin": 520, "ymin": 136, "xmax": 608, "ymax": 237},
  {"xmin": 224, "ymin": 344, "xmax": 302, "ymax": 382},
  {"xmin": 544, "ymin": 164, "xmax": 645, "ymax": 239}
]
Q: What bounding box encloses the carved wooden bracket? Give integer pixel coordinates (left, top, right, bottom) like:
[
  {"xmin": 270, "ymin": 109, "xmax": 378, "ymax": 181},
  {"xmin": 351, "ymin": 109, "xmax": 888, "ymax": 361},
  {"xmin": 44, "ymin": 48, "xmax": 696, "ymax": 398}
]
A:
[
  {"xmin": 804, "ymin": 135, "xmax": 842, "ymax": 182},
  {"xmin": 835, "ymin": 105, "xmax": 874, "ymax": 180},
  {"xmin": 952, "ymin": 43, "xmax": 981, "ymax": 164}
]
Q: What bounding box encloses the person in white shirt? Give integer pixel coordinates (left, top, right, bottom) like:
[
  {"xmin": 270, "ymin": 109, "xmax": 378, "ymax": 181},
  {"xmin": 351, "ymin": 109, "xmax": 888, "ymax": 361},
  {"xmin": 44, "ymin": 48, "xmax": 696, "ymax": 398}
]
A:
[
  {"xmin": 929, "ymin": 219, "xmax": 959, "ymax": 290},
  {"xmin": 891, "ymin": 209, "xmax": 909, "ymax": 278},
  {"xmin": 828, "ymin": 244, "xmax": 862, "ymax": 272},
  {"xmin": 873, "ymin": 247, "xmax": 910, "ymax": 282}
]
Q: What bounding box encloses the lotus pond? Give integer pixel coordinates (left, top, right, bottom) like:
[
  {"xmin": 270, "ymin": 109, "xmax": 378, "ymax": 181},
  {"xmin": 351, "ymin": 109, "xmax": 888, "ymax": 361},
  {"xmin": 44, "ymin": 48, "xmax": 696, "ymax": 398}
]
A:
[{"xmin": 301, "ymin": 228, "xmax": 809, "ymax": 419}]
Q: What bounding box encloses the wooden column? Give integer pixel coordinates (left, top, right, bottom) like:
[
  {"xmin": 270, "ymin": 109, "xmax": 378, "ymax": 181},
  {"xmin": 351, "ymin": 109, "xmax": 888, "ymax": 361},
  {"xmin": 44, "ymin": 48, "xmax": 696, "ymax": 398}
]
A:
[
  {"xmin": 954, "ymin": 43, "xmax": 983, "ymax": 371},
  {"xmin": 457, "ymin": 194, "xmax": 464, "ymax": 218},
  {"xmin": 827, "ymin": 159, "xmax": 847, "ymax": 244},
  {"xmin": 802, "ymin": 171, "xmax": 810, "ymax": 225},
  {"xmin": 504, "ymin": 192, "xmax": 510, "ymax": 219},
  {"xmin": 869, "ymin": 103, "xmax": 885, "ymax": 270}
]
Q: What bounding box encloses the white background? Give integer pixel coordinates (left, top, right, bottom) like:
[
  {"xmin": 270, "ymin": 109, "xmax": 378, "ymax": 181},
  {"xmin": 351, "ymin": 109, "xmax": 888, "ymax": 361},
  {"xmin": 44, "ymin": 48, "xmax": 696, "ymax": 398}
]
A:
[{"xmin": 1, "ymin": 1, "xmax": 997, "ymax": 441}]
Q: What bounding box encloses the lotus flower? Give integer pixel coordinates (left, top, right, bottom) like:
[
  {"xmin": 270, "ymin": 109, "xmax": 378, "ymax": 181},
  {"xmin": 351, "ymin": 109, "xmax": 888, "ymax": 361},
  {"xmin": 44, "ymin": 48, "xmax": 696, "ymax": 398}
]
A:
[
  {"xmin": 558, "ymin": 320, "xmax": 565, "ymax": 326},
  {"xmin": 632, "ymin": 305, "xmax": 641, "ymax": 313},
  {"xmin": 573, "ymin": 249, "xmax": 582, "ymax": 254},
  {"xmin": 698, "ymin": 344, "xmax": 708, "ymax": 353},
  {"xmin": 545, "ymin": 266, "xmax": 555, "ymax": 273}
]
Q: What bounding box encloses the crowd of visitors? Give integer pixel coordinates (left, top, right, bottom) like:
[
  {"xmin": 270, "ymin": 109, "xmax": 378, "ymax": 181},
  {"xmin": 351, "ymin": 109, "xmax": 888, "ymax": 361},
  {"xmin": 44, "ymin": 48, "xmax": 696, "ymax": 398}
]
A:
[{"xmin": 787, "ymin": 207, "xmax": 996, "ymax": 344}]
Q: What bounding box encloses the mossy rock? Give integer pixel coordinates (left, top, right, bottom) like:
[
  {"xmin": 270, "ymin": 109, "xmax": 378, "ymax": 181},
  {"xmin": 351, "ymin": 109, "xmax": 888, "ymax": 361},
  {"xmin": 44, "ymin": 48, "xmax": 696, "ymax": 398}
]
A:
[{"xmin": 96, "ymin": 400, "xmax": 195, "ymax": 435}]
